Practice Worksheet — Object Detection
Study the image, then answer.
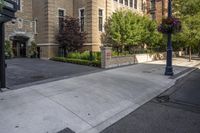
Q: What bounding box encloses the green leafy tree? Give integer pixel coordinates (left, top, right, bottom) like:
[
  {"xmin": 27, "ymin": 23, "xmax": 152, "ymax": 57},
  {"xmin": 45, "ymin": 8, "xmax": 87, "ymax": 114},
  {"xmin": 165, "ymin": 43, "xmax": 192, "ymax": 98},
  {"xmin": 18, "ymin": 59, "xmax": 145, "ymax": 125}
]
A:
[
  {"xmin": 4, "ymin": 40, "xmax": 13, "ymax": 59},
  {"xmin": 28, "ymin": 41, "xmax": 38, "ymax": 58},
  {"xmin": 183, "ymin": 14, "xmax": 200, "ymax": 61},
  {"xmin": 173, "ymin": 0, "xmax": 200, "ymax": 60},
  {"xmin": 103, "ymin": 10, "xmax": 135, "ymax": 53},
  {"xmin": 141, "ymin": 16, "xmax": 162, "ymax": 49},
  {"xmin": 173, "ymin": 0, "xmax": 200, "ymax": 17},
  {"xmin": 103, "ymin": 10, "xmax": 161, "ymax": 54}
]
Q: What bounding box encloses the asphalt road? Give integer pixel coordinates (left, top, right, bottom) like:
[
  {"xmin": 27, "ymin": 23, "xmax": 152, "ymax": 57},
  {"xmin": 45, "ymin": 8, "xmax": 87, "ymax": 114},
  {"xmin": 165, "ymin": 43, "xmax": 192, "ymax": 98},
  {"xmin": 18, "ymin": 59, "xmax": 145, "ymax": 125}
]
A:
[
  {"xmin": 5, "ymin": 58, "xmax": 101, "ymax": 89},
  {"xmin": 101, "ymin": 68, "xmax": 200, "ymax": 133}
]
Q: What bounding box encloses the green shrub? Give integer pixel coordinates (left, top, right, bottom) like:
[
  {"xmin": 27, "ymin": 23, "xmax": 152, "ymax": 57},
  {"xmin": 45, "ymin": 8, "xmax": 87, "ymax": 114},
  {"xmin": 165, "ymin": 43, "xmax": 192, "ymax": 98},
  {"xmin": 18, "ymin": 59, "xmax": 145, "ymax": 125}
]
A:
[
  {"xmin": 50, "ymin": 57, "xmax": 101, "ymax": 67},
  {"xmin": 28, "ymin": 41, "xmax": 38, "ymax": 58},
  {"xmin": 67, "ymin": 51, "xmax": 101, "ymax": 61},
  {"xmin": 91, "ymin": 60, "xmax": 101, "ymax": 67},
  {"xmin": 93, "ymin": 52, "xmax": 101, "ymax": 61},
  {"xmin": 5, "ymin": 40, "xmax": 13, "ymax": 59},
  {"xmin": 51, "ymin": 57, "xmax": 68, "ymax": 62}
]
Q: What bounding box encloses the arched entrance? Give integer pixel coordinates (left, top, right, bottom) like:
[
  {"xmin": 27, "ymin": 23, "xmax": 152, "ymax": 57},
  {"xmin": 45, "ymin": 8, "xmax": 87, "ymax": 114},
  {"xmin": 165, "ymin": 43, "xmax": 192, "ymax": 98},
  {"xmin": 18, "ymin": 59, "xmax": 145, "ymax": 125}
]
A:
[{"xmin": 10, "ymin": 35, "xmax": 29, "ymax": 57}]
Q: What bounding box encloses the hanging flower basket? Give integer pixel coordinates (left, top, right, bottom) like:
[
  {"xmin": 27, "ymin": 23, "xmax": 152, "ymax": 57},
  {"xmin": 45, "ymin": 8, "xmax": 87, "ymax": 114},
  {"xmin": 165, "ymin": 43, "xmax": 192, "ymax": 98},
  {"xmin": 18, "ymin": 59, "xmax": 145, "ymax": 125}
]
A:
[{"xmin": 158, "ymin": 17, "xmax": 182, "ymax": 34}]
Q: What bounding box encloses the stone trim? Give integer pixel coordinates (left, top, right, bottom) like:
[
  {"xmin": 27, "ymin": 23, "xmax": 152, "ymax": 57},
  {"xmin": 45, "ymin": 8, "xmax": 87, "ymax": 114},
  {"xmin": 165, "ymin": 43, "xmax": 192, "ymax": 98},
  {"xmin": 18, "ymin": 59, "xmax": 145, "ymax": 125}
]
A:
[{"xmin": 37, "ymin": 43, "xmax": 59, "ymax": 46}]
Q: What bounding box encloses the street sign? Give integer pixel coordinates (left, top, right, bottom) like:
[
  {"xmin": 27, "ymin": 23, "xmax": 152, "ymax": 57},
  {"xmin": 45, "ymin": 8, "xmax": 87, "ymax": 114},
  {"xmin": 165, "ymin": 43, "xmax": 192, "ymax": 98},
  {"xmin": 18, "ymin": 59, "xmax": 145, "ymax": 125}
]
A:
[{"xmin": 0, "ymin": 0, "xmax": 17, "ymax": 21}]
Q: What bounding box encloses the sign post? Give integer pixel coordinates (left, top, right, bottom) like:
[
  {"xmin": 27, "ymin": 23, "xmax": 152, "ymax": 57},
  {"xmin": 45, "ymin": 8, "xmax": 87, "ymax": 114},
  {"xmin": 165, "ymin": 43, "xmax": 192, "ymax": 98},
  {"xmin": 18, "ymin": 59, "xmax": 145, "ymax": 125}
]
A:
[{"xmin": 0, "ymin": 0, "xmax": 17, "ymax": 91}]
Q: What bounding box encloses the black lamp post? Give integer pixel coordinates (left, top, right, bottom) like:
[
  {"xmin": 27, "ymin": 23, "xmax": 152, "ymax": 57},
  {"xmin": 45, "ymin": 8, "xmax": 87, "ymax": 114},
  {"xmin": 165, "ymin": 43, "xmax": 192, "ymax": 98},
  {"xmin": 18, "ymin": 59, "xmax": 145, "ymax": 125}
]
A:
[
  {"xmin": 0, "ymin": 22, "xmax": 6, "ymax": 91},
  {"xmin": 0, "ymin": 0, "xmax": 17, "ymax": 91},
  {"xmin": 165, "ymin": 0, "xmax": 174, "ymax": 76}
]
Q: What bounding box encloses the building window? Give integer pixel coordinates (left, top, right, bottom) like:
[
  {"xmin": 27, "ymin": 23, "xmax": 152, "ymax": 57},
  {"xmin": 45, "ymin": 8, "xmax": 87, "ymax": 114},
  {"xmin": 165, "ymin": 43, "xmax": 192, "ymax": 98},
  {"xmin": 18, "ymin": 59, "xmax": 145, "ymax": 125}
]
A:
[
  {"xmin": 150, "ymin": 0, "xmax": 155, "ymax": 10},
  {"xmin": 141, "ymin": 1, "xmax": 146, "ymax": 12},
  {"xmin": 119, "ymin": 0, "xmax": 123, "ymax": 4},
  {"xmin": 113, "ymin": 0, "xmax": 118, "ymax": 2},
  {"xmin": 125, "ymin": 0, "xmax": 128, "ymax": 6},
  {"xmin": 141, "ymin": 0, "xmax": 144, "ymax": 10},
  {"xmin": 99, "ymin": 9, "xmax": 103, "ymax": 32},
  {"xmin": 79, "ymin": 9, "xmax": 85, "ymax": 32},
  {"xmin": 134, "ymin": 0, "xmax": 137, "ymax": 9},
  {"xmin": 33, "ymin": 19, "xmax": 37, "ymax": 34},
  {"xmin": 130, "ymin": 0, "xmax": 133, "ymax": 7},
  {"xmin": 58, "ymin": 9, "xmax": 65, "ymax": 32},
  {"xmin": 150, "ymin": 0, "xmax": 156, "ymax": 20}
]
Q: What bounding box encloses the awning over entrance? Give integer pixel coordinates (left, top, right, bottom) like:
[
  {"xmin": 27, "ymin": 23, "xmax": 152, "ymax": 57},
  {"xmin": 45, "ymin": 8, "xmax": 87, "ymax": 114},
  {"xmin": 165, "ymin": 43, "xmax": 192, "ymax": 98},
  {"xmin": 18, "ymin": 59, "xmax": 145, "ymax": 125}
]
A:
[
  {"xmin": 9, "ymin": 31, "xmax": 30, "ymax": 42},
  {"xmin": 9, "ymin": 32, "xmax": 30, "ymax": 57}
]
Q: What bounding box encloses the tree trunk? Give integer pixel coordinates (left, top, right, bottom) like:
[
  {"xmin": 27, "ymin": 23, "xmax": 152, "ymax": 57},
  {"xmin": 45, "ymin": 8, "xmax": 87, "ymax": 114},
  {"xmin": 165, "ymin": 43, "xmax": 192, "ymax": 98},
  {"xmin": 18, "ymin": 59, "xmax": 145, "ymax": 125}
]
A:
[
  {"xmin": 117, "ymin": 46, "xmax": 119, "ymax": 56},
  {"xmin": 189, "ymin": 46, "xmax": 192, "ymax": 62}
]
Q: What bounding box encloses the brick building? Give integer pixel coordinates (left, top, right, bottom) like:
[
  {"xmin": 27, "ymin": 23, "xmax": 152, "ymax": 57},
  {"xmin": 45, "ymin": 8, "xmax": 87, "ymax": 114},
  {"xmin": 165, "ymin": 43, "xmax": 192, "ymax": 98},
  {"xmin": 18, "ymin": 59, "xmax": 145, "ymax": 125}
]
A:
[{"xmin": 146, "ymin": 0, "xmax": 168, "ymax": 22}]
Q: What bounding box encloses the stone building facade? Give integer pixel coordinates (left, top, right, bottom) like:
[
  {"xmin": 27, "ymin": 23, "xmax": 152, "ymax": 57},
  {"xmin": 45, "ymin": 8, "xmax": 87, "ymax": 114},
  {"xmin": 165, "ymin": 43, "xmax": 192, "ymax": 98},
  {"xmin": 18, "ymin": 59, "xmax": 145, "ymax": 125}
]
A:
[
  {"xmin": 5, "ymin": 0, "xmax": 165, "ymax": 59},
  {"xmin": 5, "ymin": 0, "xmax": 35, "ymax": 57},
  {"xmin": 32, "ymin": 0, "xmax": 145, "ymax": 59}
]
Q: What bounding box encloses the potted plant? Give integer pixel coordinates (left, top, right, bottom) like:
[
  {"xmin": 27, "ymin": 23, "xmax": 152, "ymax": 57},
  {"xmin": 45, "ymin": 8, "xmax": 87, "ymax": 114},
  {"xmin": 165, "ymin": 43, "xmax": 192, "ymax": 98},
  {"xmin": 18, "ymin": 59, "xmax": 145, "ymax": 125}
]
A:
[
  {"xmin": 158, "ymin": 17, "xmax": 182, "ymax": 34},
  {"xmin": 28, "ymin": 41, "xmax": 38, "ymax": 58},
  {"xmin": 4, "ymin": 40, "xmax": 13, "ymax": 59}
]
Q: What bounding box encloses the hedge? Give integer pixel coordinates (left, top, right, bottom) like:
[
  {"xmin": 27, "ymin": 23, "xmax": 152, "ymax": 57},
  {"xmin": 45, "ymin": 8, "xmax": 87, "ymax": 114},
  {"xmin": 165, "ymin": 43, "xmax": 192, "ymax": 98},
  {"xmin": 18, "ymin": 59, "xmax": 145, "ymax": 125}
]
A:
[
  {"xmin": 67, "ymin": 51, "xmax": 101, "ymax": 61},
  {"xmin": 50, "ymin": 57, "xmax": 101, "ymax": 67}
]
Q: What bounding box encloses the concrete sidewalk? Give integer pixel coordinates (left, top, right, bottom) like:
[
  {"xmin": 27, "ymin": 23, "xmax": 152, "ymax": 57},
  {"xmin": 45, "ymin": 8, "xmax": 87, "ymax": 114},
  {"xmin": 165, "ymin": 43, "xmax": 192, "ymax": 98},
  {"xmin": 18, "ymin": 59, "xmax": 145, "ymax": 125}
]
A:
[{"xmin": 0, "ymin": 58, "xmax": 199, "ymax": 133}]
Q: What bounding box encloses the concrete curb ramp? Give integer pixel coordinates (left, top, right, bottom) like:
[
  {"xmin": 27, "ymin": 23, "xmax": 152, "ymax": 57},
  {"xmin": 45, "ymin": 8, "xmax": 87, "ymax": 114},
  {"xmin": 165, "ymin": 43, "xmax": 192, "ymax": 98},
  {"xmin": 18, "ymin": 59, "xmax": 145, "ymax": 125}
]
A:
[{"xmin": 0, "ymin": 58, "xmax": 199, "ymax": 133}]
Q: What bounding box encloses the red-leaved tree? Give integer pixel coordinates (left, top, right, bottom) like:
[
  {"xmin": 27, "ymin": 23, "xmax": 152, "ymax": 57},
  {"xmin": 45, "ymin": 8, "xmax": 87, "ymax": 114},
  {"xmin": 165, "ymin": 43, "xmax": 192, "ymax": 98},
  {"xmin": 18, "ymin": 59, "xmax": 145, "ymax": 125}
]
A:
[{"xmin": 56, "ymin": 16, "xmax": 87, "ymax": 56}]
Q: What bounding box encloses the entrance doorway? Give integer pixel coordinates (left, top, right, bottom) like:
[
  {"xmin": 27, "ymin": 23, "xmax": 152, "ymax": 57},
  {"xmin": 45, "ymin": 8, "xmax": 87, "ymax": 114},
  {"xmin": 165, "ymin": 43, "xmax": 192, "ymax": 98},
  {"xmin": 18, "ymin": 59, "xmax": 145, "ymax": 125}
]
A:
[
  {"xmin": 20, "ymin": 43, "xmax": 26, "ymax": 57},
  {"xmin": 12, "ymin": 41, "xmax": 27, "ymax": 57},
  {"xmin": 11, "ymin": 35, "xmax": 29, "ymax": 57}
]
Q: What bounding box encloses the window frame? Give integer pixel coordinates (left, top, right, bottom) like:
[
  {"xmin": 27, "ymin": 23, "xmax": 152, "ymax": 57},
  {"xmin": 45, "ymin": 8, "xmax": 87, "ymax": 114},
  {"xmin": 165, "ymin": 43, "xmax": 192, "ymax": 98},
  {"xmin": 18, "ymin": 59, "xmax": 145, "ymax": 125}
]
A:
[
  {"xmin": 130, "ymin": 0, "xmax": 133, "ymax": 7},
  {"xmin": 79, "ymin": 8, "xmax": 85, "ymax": 32},
  {"xmin": 58, "ymin": 8, "xmax": 65, "ymax": 33},
  {"xmin": 98, "ymin": 8, "xmax": 104, "ymax": 32},
  {"xmin": 119, "ymin": 0, "xmax": 123, "ymax": 4},
  {"xmin": 124, "ymin": 0, "xmax": 129, "ymax": 6},
  {"xmin": 134, "ymin": 0, "xmax": 138, "ymax": 9}
]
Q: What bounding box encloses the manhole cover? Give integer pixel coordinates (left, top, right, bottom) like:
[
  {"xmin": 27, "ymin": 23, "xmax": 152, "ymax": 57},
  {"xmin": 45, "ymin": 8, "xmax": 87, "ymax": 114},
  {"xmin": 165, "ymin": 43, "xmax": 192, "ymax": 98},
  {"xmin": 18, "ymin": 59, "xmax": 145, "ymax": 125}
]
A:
[
  {"xmin": 31, "ymin": 76, "xmax": 45, "ymax": 79},
  {"xmin": 57, "ymin": 128, "xmax": 75, "ymax": 133}
]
